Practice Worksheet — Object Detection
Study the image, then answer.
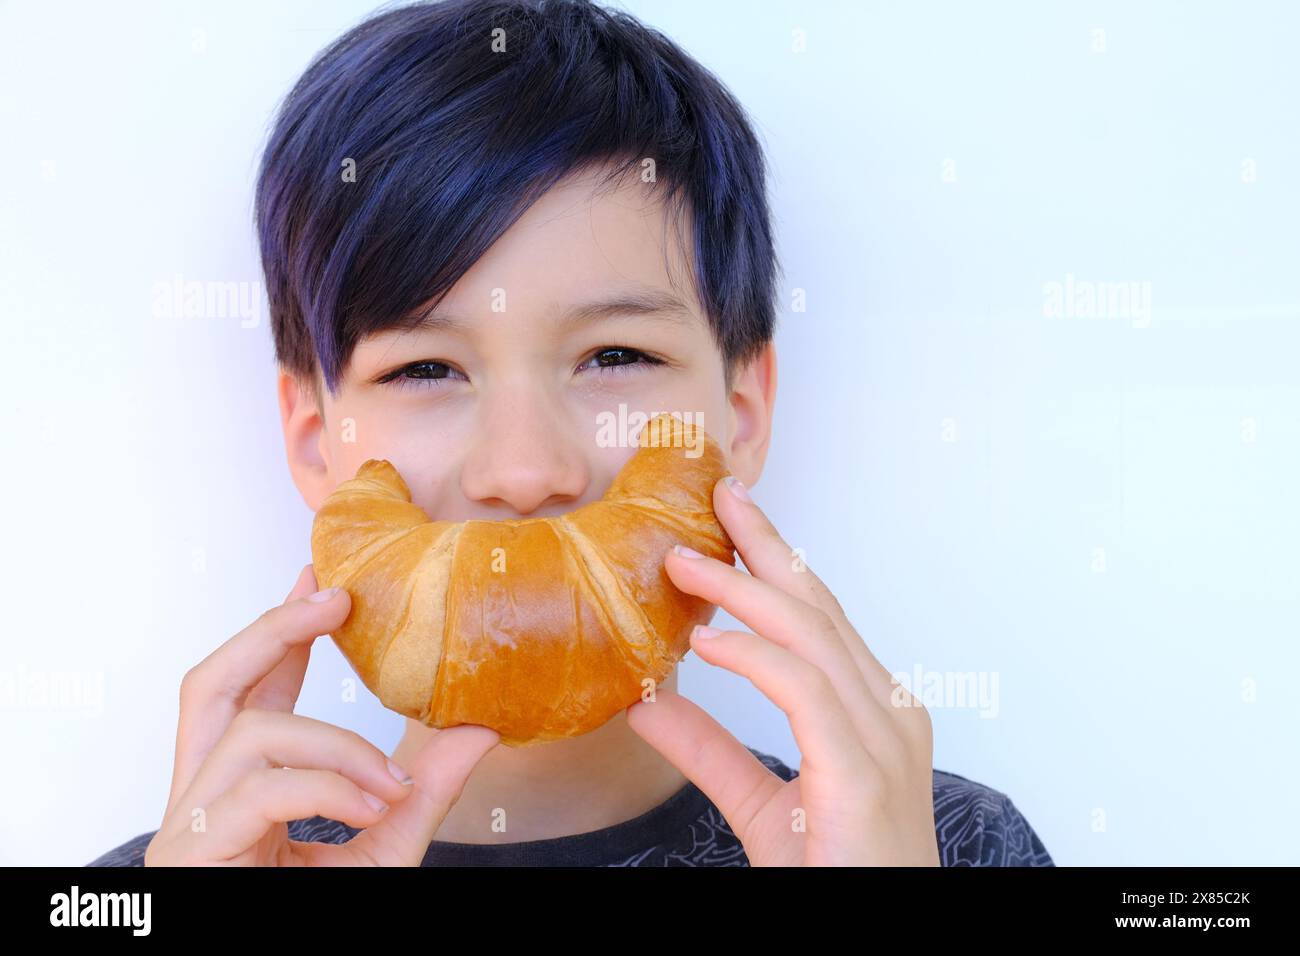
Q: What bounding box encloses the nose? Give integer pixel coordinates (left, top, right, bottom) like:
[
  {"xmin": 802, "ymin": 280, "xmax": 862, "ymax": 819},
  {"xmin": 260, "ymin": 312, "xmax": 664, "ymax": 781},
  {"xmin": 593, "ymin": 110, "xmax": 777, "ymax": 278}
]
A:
[{"xmin": 459, "ymin": 400, "xmax": 591, "ymax": 518}]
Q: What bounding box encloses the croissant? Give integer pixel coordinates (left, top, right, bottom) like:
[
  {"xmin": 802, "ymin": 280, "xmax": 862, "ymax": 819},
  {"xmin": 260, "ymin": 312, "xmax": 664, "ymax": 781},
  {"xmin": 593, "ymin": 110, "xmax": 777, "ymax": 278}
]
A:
[{"xmin": 310, "ymin": 413, "xmax": 735, "ymax": 746}]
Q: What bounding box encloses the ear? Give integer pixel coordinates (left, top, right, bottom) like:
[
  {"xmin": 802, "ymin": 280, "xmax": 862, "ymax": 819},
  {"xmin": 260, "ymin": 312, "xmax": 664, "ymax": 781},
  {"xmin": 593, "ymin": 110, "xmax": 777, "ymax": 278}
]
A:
[
  {"xmin": 725, "ymin": 341, "xmax": 777, "ymax": 488},
  {"xmin": 278, "ymin": 368, "xmax": 333, "ymax": 512}
]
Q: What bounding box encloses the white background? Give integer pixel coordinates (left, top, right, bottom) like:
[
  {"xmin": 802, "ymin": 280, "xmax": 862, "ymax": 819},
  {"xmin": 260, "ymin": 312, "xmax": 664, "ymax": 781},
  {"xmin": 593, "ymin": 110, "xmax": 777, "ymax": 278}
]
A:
[{"xmin": 1, "ymin": 0, "xmax": 1296, "ymax": 865}]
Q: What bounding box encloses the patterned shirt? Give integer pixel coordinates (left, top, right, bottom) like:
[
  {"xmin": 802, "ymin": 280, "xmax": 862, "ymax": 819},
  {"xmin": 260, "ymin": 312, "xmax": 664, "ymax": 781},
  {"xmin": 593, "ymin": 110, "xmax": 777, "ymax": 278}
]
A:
[{"xmin": 86, "ymin": 747, "xmax": 1054, "ymax": 867}]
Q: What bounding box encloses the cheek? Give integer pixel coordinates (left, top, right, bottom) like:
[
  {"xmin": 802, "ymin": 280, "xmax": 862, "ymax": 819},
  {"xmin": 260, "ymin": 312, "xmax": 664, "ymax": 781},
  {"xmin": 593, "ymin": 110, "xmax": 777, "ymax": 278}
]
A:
[
  {"xmin": 322, "ymin": 415, "xmax": 454, "ymax": 510},
  {"xmin": 336, "ymin": 448, "xmax": 455, "ymax": 521}
]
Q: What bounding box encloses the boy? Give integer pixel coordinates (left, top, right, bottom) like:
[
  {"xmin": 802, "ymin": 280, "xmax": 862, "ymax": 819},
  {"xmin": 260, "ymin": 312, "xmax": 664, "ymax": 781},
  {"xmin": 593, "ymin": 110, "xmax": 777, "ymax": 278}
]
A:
[{"xmin": 90, "ymin": 0, "xmax": 1053, "ymax": 866}]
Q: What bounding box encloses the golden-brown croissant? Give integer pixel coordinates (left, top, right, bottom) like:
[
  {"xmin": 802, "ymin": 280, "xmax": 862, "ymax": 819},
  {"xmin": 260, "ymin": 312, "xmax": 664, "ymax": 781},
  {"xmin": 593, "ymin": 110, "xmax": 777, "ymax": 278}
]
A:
[{"xmin": 310, "ymin": 413, "xmax": 735, "ymax": 746}]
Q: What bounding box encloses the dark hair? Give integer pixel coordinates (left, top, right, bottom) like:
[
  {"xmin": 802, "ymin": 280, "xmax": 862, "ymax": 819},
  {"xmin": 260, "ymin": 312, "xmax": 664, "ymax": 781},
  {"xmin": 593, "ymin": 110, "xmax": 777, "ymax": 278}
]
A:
[{"xmin": 255, "ymin": 0, "xmax": 778, "ymax": 400}]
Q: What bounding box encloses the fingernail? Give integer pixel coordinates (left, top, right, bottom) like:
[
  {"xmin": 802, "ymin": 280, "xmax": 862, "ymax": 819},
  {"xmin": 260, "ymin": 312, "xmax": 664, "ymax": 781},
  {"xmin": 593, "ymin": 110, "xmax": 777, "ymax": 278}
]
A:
[
  {"xmin": 673, "ymin": 544, "xmax": 705, "ymax": 559},
  {"xmin": 692, "ymin": 624, "xmax": 721, "ymax": 640},
  {"xmin": 306, "ymin": 586, "xmax": 339, "ymax": 603},
  {"xmin": 723, "ymin": 475, "xmax": 752, "ymax": 502},
  {"xmin": 361, "ymin": 790, "xmax": 388, "ymax": 814},
  {"xmin": 387, "ymin": 759, "xmax": 414, "ymax": 786}
]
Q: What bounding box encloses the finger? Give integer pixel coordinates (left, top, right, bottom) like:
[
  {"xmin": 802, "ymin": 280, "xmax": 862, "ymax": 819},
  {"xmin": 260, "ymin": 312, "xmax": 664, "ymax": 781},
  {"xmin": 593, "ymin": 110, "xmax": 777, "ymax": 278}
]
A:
[
  {"xmin": 709, "ymin": 477, "xmax": 899, "ymax": 705},
  {"xmin": 668, "ymin": 533, "xmax": 901, "ymax": 721},
  {"xmin": 284, "ymin": 562, "xmax": 316, "ymax": 604},
  {"xmin": 683, "ymin": 625, "xmax": 880, "ymax": 778},
  {"xmin": 624, "ymin": 689, "xmax": 787, "ymax": 848},
  {"xmin": 245, "ymin": 564, "xmax": 319, "ymax": 712},
  {"xmin": 174, "ymin": 709, "xmax": 415, "ymax": 819},
  {"xmin": 671, "ymin": 543, "xmax": 896, "ymax": 754},
  {"xmin": 165, "ymin": 767, "xmax": 390, "ymax": 864},
  {"xmin": 324, "ymin": 724, "xmax": 501, "ymax": 867},
  {"xmin": 667, "ymin": 546, "xmax": 899, "ymax": 746},
  {"xmin": 170, "ymin": 580, "xmax": 351, "ymax": 808}
]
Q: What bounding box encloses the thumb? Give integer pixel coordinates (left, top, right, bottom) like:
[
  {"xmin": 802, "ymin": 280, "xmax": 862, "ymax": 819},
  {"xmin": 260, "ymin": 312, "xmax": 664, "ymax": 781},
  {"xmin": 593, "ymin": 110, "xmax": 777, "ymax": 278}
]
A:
[{"xmin": 342, "ymin": 724, "xmax": 501, "ymax": 866}]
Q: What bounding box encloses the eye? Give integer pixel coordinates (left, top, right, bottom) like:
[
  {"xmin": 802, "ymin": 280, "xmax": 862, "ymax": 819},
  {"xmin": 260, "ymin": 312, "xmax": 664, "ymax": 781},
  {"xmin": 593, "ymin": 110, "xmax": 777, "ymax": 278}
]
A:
[
  {"xmin": 376, "ymin": 361, "xmax": 467, "ymax": 390},
  {"xmin": 578, "ymin": 347, "xmax": 666, "ymax": 375}
]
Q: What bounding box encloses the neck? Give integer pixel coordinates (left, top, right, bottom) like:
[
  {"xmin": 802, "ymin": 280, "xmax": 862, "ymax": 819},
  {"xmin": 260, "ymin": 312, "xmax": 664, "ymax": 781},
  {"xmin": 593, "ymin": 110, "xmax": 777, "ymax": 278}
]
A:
[{"xmin": 389, "ymin": 668, "xmax": 689, "ymax": 845}]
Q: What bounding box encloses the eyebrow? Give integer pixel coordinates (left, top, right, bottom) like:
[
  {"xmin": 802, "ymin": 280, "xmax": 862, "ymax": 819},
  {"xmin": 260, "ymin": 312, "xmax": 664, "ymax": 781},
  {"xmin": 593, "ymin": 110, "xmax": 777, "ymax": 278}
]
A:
[{"xmin": 396, "ymin": 288, "xmax": 696, "ymax": 335}]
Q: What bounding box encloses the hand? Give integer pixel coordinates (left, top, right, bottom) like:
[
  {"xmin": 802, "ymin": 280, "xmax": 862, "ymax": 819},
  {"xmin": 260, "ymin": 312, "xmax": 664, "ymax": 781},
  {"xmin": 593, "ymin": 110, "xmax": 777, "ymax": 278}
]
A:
[
  {"xmin": 145, "ymin": 564, "xmax": 499, "ymax": 866},
  {"xmin": 625, "ymin": 477, "xmax": 940, "ymax": 866}
]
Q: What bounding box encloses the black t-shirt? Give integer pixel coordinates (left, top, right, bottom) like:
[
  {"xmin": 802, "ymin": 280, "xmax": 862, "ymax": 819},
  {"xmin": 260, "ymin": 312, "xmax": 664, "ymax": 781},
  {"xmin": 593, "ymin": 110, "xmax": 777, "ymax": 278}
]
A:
[{"xmin": 87, "ymin": 747, "xmax": 1054, "ymax": 866}]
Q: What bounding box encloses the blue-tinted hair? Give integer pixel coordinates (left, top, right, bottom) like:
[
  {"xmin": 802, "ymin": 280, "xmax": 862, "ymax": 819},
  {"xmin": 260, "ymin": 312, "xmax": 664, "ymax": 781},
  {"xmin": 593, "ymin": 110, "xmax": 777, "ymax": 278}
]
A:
[{"xmin": 255, "ymin": 0, "xmax": 778, "ymax": 398}]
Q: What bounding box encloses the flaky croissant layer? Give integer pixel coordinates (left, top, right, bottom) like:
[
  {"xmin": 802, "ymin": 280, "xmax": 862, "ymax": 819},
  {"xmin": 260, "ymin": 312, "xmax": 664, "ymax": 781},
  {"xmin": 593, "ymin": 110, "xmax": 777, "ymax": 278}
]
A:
[{"xmin": 310, "ymin": 413, "xmax": 735, "ymax": 746}]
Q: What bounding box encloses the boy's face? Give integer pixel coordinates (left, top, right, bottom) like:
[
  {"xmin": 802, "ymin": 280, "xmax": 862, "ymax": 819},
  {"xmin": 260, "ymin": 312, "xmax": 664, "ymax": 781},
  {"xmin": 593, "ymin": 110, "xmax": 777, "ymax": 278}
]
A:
[{"xmin": 280, "ymin": 163, "xmax": 775, "ymax": 521}]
